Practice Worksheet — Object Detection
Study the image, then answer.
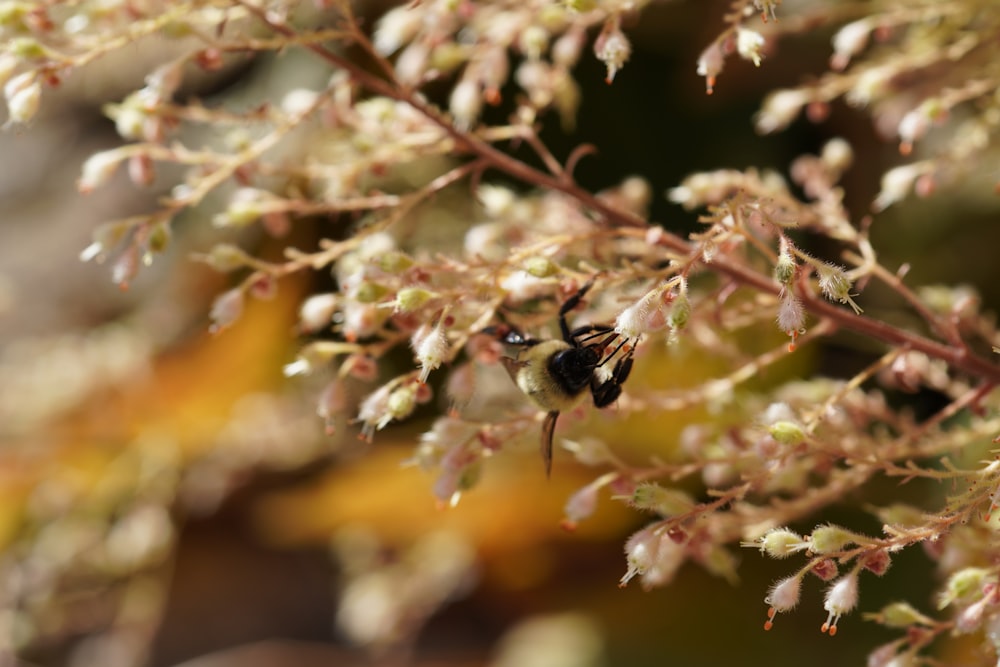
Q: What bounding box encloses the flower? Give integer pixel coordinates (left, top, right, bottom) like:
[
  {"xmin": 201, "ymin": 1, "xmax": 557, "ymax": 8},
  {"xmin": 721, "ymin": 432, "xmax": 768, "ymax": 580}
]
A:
[
  {"xmin": 830, "ymin": 19, "xmax": 872, "ymax": 71},
  {"xmin": 594, "ymin": 20, "xmax": 631, "ymax": 84},
  {"xmin": 696, "ymin": 41, "xmax": 725, "ymax": 94},
  {"xmin": 413, "ymin": 323, "xmax": 449, "ymax": 383},
  {"xmin": 817, "ymin": 263, "xmax": 862, "ymax": 314},
  {"xmin": 373, "ymin": 5, "xmax": 422, "ymax": 56},
  {"xmin": 4, "ymin": 71, "xmax": 40, "ymax": 125},
  {"xmin": 822, "ymin": 572, "xmax": 860, "ymax": 635},
  {"xmin": 776, "ymin": 291, "xmax": 804, "ymax": 334},
  {"xmin": 449, "ymin": 76, "xmax": 482, "ymax": 131},
  {"xmin": 736, "ymin": 29, "xmax": 765, "ymax": 67},
  {"xmin": 756, "ymin": 89, "xmax": 809, "ymax": 134},
  {"xmin": 78, "ymin": 149, "xmax": 128, "ymax": 194},
  {"xmin": 209, "ymin": 288, "xmax": 245, "ymax": 334},
  {"xmin": 873, "ymin": 162, "xmax": 931, "ymax": 212},
  {"xmin": 764, "ymin": 575, "xmax": 803, "ymax": 630}
]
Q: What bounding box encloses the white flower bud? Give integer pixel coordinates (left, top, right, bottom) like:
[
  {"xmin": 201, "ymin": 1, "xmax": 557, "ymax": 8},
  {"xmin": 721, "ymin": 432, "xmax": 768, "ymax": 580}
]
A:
[
  {"xmin": 209, "ymin": 288, "xmax": 245, "ymax": 334},
  {"xmin": 281, "ymin": 88, "xmax": 319, "ymax": 116},
  {"xmin": 4, "ymin": 72, "xmax": 40, "ymax": 125},
  {"xmin": 449, "ymin": 76, "xmax": 482, "ymax": 131},
  {"xmin": 756, "ymin": 89, "xmax": 809, "ymax": 134},
  {"xmin": 830, "ymin": 19, "xmax": 871, "ymax": 71},
  {"xmin": 373, "ymin": 5, "xmax": 422, "ymax": 55},
  {"xmin": 78, "ymin": 149, "xmax": 127, "ymax": 194},
  {"xmin": 821, "ymin": 138, "xmax": 854, "ymax": 173},
  {"xmin": 873, "ymin": 163, "xmax": 930, "ymax": 211},
  {"xmin": 299, "ymin": 293, "xmax": 338, "ymax": 333}
]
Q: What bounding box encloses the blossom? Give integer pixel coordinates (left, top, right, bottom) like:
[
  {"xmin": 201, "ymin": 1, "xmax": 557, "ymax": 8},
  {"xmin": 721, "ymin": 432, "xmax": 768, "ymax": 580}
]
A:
[
  {"xmin": 764, "ymin": 575, "xmax": 802, "ymax": 630},
  {"xmin": 413, "ymin": 323, "xmax": 449, "ymax": 383},
  {"xmin": 594, "ymin": 20, "xmax": 631, "ymax": 84},
  {"xmin": 209, "ymin": 288, "xmax": 245, "ymax": 334},
  {"xmin": 776, "ymin": 291, "xmax": 804, "ymax": 334},
  {"xmin": 736, "ymin": 29, "xmax": 765, "ymax": 67},
  {"xmin": 449, "ymin": 76, "xmax": 482, "ymax": 131},
  {"xmin": 4, "ymin": 71, "xmax": 40, "ymax": 125},
  {"xmin": 830, "ymin": 19, "xmax": 872, "ymax": 71},
  {"xmin": 822, "ymin": 572, "xmax": 860, "ymax": 635},
  {"xmin": 78, "ymin": 149, "xmax": 128, "ymax": 194},
  {"xmin": 756, "ymin": 89, "xmax": 809, "ymax": 134},
  {"xmin": 696, "ymin": 41, "xmax": 725, "ymax": 94}
]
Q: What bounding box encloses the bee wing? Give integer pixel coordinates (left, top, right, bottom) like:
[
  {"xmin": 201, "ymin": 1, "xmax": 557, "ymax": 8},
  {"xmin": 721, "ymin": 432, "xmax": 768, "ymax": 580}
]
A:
[
  {"xmin": 500, "ymin": 355, "xmax": 527, "ymax": 383},
  {"xmin": 541, "ymin": 410, "xmax": 559, "ymax": 478}
]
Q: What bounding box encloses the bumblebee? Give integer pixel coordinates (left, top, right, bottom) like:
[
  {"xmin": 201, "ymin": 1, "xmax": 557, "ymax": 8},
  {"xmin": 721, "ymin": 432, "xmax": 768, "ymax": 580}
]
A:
[{"xmin": 500, "ymin": 282, "xmax": 634, "ymax": 476}]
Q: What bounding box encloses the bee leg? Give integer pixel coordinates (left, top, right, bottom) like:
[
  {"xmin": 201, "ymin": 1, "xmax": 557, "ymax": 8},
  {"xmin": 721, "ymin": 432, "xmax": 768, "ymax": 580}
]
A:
[
  {"xmin": 541, "ymin": 411, "xmax": 560, "ymax": 477},
  {"xmin": 591, "ymin": 354, "xmax": 634, "ymax": 408},
  {"xmin": 558, "ymin": 281, "xmax": 595, "ymax": 342}
]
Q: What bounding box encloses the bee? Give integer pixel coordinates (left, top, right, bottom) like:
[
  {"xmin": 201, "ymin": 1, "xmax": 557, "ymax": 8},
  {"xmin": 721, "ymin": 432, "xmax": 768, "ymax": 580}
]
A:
[{"xmin": 500, "ymin": 282, "xmax": 635, "ymax": 476}]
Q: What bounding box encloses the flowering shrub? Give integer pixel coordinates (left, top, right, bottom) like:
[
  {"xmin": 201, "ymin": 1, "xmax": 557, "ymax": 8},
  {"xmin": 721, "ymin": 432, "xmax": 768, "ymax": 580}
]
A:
[{"xmin": 6, "ymin": 0, "xmax": 1000, "ymax": 664}]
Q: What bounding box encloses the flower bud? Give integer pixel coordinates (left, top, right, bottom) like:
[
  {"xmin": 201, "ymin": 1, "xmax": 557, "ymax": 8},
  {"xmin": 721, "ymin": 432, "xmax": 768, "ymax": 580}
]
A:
[
  {"xmin": 4, "ymin": 71, "xmax": 40, "ymax": 124},
  {"xmin": 523, "ymin": 256, "xmax": 559, "ymax": 278},
  {"xmin": 387, "ymin": 385, "xmax": 417, "ymax": 422},
  {"xmin": 209, "ymin": 288, "xmax": 245, "ymax": 334},
  {"xmin": 875, "ymin": 602, "xmax": 929, "ymax": 628},
  {"xmin": 668, "ymin": 291, "xmax": 690, "ymax": 332},
  {"xmin": 78, "ymin": 149, "xmax": 127, "ymax": 194},
  {"xmin": 378, "ymin": 250, "xmax": 414, "ymax": 274},
  {"xmin": 830, "ymin": 19, "xmax": 872, "ymax": 71},
  {"xmin": 861, "ymin": 549, "xmax": 891, "ymax": 576},
  {"xmin": 811, "ymin": 558, "xmax": 839, "ymax": 581},
  {"xmin": 199, "ymin": 243, "xmax": 254, "ymax": 272},
  {"xmin": 755, "ymin": 89, "xmax": 810, "ymax": 134},
  {"xmin": 299, "ymin": 293, "xmax": 338, "ymax": 333},
  {"xmin": 774, "ymin": 249, "xmax": 796, "ymax": 285},
  {"xmin": 821, "ymin": 137, "xmax": 854, "ymax": 173},
  {"xmin": 394, "ymin": 287, "xmax": 436, "ymax": 313},
  {"xmin": 809, "ymin": 525, "xmax": 862, "ymax": 554},
  {"xmin": 628, "ymin": 483, "xmax": 694, "ymax": 517},
  {"xmin": 373, "ymin": 5, "xmax": 422, "ymax": 55},
  {"xmin": 353, "ymin": 281, "xmax": 389, "ymax": 304},
  {"xmin": 518, "ymin": 25, "xmax": 549, "ymax": 61},
  {"xmin": 768, "ymin": 421, "xmax": 804, "ymax": 446},
  {"xmin": 873, "ymin": 162, "xmax": 929, "ymax": 211},
  {"xmin": 757, "ymin": 528, "xmax": 805, "ymax": 558},
  {"xmin": 563, "ymin": 478, "xmax": 604, "ymax": 529},
  {"xmin": 817, "ymin": 263, "xmax": 862, "ymax": 314},
  {"xmin": 553, "ymin": 26, "xmax": 585, "ymax": 67},
  {"xmin": 317, "ymin": 378, "xmax": 347, "ymax": 434},
  {"xmin": 449, "ymin": 76, "xmax": 482, "ymax": 131},
  {"xmin": 939, "ymin": 567, "xmax": 992, "ymax": 609}
]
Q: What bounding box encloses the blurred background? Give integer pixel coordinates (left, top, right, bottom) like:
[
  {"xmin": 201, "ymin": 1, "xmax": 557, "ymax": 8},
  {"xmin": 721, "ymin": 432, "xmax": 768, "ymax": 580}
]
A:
[{"xmin": 2, "ymin": 0, "xmax": 999, "ymax": 666}]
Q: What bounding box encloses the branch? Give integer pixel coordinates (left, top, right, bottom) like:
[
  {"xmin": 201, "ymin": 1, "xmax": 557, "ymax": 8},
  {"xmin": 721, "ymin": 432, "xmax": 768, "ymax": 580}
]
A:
[{"xmin": 237, "ymin": 1, "xmax": 1000, "ymax": 388}]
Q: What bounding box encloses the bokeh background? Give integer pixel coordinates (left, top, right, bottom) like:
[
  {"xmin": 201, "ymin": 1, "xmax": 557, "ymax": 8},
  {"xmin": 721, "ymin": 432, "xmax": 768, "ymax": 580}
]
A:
[{"xmin": 2, "ymin": 1, "xmax": 999, "ymax": 666}]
